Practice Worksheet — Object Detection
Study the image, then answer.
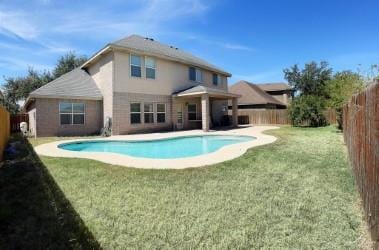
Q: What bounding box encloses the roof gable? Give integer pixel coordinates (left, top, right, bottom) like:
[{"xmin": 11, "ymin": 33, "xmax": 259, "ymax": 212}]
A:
[
  {"xmin": 229, "ymin": 81, "xmax": 285, "ymax": 106},
  {"xmin": 29, "ymin": 68, "xmax": 102, "ymax": 100}
]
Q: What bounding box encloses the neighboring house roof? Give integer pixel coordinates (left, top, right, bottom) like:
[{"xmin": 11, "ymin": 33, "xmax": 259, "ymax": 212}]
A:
[
  {"xmin": 82, "ymin": 35, "xmax": 231, "ymax": 77},
  {"xmin": 174, "ymin": 84, "xmax": 239, "ymax": 98},
  {"xmin": 256, "ymin": 82, "xmax": 292, "ymax": 92},
  {"xmin": 29, "ymin": 68, "xmax": 102, "ymax": 100},
  {"xmin": 229, "ymin": 81, "xmax": 285, "ymax": 106}
]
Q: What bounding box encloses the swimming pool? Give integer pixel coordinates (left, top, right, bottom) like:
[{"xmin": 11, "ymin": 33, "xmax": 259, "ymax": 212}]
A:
[{"xmin": 58, "ymin": 135, "xmax": 255, "ymax": 159}]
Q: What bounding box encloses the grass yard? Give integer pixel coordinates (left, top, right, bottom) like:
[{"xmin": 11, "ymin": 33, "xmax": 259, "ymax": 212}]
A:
[{"xmin": 1, "ymin": 126, "xmax": 364, "ymax": 249}]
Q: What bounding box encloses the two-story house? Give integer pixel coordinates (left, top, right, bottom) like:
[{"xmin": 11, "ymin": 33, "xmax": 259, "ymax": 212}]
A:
[{"xmin": 24, "ymin": 35, "xmax": 239, "ymax": 137}]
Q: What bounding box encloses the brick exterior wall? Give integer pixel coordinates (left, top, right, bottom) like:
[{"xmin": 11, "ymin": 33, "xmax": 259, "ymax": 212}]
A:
[
  {"xmin": 34, "ymin": 98, "xmax": 103, "ymax": 137},
  {"xmin": 112, "ymin": 92, "xmax": 173, "ymax": 135}
]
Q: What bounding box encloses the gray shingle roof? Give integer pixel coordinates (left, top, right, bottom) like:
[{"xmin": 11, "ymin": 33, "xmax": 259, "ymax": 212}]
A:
[
  {"xmin": 229, "ymin": 81, "xmax": 285, "ymax": 106},
  {"xmin": 257, "ymin": 82, "xmax": 292, "ymax": 91},
  {"xmin": 30, "ymin": 68, "xmax": 102, "ymax": 100},
  {"xmin": 110, "ymin": 35, "xmax": 231, "ymax": 76}
]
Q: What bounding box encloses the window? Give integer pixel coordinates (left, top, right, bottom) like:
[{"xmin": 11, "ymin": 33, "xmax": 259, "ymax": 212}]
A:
[
  {"xmin": 144, "ymin": 103, "xmax": 154, "ymax": 123},
  {"xmin": 130, "ymin": 55, "xmax": 142, "ymax": 77},
  {"xmin": 130, "ymin": 103, "xmax": 141, "ymax": 124},
  {"xmin": 187, "ymin": 104, "xmax": 197, "ymax": 121},
  {"xmin": 212, "ymin": 73, "xmax": 219, "ymax": 85},
  {"xmin": 189, "ymin": 67, "xmax": 196, "ymax": 81},
  {"xmin": 59, "ymin": 102, "xmax": 85, "ymax": 125},
  {"xmin": 195, "ymin": 69, "xmax": 203, "ymax": 82},
  {"xmin": 156, "ymin": 103, "xmax": 166, "ymax": 123},
  {"xmin": 145, "ymin": 57, "xmax": 156, "ymax": 79},
  {"xmin": 189, "ymin": 67, "xmax": 203, "ymax": 82}
]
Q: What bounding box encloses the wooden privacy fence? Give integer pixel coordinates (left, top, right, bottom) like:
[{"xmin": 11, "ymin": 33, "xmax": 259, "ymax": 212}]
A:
[
  {"xmin": 342, "ymin": 81, "xmax": 379, "ymax": 242},
  {"xmin": 232, "ymin": 109, "xmax": 337, "ymax": 125},
  {"xmin": 10, "ymin": 114, "xmax": 28, "ymax": 132},
  {"xmin": 0, "ymin": 106, "xmax": 10, "ymax": 161}
]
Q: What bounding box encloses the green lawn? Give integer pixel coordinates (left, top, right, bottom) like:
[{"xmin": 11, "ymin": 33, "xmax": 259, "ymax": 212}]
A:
[{"xmin": 1, "ymin": 126, "xmax": 365, "ymax": 249}]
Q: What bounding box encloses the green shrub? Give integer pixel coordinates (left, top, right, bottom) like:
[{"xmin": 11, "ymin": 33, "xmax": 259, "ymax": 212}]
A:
[{"xmin": 288, "ymin": 95, "xmax": 328, "ymax": 127}]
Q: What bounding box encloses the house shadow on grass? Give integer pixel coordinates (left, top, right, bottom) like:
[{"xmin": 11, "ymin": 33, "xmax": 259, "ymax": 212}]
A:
[{"xmin": 0, "ymin": 135, "xmax": 101, "ymax": 249}]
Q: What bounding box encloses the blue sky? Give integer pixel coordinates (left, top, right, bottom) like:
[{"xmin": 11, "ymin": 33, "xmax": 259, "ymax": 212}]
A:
[{"xmin": 0, "ymin": 0, "xmax": 378, "ymax": 86}]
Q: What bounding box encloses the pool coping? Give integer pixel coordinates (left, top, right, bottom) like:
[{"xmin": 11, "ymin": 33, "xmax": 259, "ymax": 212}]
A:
[{"xmin": 34, "ymin": 126, "xmax": 279, "ymax": 169}]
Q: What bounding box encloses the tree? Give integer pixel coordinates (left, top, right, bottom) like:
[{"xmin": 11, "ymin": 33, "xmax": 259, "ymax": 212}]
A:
[
  {"xmin": 284, "ymin": 61, "xmax": 333, "ymax": 98},
  {"xmin": 53, "ymin": 52, "xmax": 87, "ymax": 79},
  {"xmin": 284, "ymin": 61, "xmax": 333, "ymax": 127},
  {"xmin": 1, "ymin": 52, "xmax": 87, "ymax": 114},
  {"xmin": 326, "ymin": 70, "xmax": 365, "ymax": 129},
  {"xmin": 326, "ymin": 71, "xmax": 365, "ymax": 108}
]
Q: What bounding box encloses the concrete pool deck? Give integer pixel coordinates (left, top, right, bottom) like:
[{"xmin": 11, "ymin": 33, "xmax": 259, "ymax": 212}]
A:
[{"xmin": 34, "ymin": 126, "xmax": 279, "ymax": 169}]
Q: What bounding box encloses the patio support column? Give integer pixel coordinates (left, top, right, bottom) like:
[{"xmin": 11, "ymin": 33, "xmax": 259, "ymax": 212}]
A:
[
  {"xmin": 232, "ymin": 97, "xmax": 238, "ymax": 127},
  {"xmin": 201, "ymin": 94, "xmax": 210, "ymax": 131}
]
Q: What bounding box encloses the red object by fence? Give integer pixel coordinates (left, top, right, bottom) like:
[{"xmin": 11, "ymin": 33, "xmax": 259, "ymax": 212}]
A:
[
  {"xmin": 10, "ymin": 114, "xmax": 28, "ymax": 133},
  {"xmin": 343, "ymin": 81, "xmax": 379, "ymax": 242}
]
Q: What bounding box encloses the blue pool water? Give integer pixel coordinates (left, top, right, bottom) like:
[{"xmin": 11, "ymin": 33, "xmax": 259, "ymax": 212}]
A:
[{"xmin": 58, "ymin": 135, "xmax": 254, "ymax": 159}]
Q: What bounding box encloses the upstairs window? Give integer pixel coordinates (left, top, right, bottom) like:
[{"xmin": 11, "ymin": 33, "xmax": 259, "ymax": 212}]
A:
[
  {"xmin": 195, "ymin": 69, "xmax": 203, "ymax": 82},
  {"xmin": 59, "ymin": 102, "xmax": 85, "ymax": 125},
  {"xmin": 189, "ymin": 67, "xmax": 196, "ymax": 81},
  {"xmin": 130, "ymin": 55, "xmax": 142, "ymax": 77},
  {"xmin": 145, "ymin": 57, "xmax": 156, "ymax": 79},
  {"xmin": 212, "ymin": 73, "xmax": 219, "ymax": 85},
  {"xmin": 189, "ymin": 67, "xmax": 203, "ymax": 82}
]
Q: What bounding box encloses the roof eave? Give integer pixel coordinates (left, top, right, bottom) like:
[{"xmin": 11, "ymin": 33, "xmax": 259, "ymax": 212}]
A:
[
  {"xmin": 109, "ymin": 44, "xmax": 232, "ymax": 77},
  {"xmin": 174, "ymin": 90, "xmax": 240, "ymax": 98},
  {"xmin": 81, "ymin": 45, "xmax": 113, "ymax": 69},
  {"xmin": 28, "ymin": 94, "xmax": 103, "ymax": 101}
]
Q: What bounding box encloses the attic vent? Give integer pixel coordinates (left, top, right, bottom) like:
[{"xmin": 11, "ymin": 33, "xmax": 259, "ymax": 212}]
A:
[{"xmin": 144, "ymin": 37, "xmax": 154, "ymax": 41}]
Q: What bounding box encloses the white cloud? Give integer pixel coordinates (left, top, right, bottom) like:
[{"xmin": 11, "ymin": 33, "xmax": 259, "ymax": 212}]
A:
[
  {"xmin": 0, "ymin": 57, "xmax": 53, "ymax": 71},
  {"xmin": 179, "ymin": 33, "xmax": 254, "ymax": 51},
  {"xmin": 0, "ymin": 10, "xmax": 38, "ymax": 39},
  {"xmin": 140, "ymin": 0, "xmax": 209, "ymax": 21},
  {"xmin": 219, "ymin": 43, "xmax": 254, "ymax": 51}
]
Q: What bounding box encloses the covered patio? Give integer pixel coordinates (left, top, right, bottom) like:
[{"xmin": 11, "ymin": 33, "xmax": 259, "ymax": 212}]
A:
[{"xmin": 172, "ymin": 85, "xmax": 240, "ymax": 131}]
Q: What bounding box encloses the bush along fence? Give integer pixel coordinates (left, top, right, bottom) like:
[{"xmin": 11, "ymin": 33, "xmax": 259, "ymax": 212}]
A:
[
  {"xmin": 230, "ymin": 109, "xmax": 336, "ymax": 125},
  {"xmin": 343, "ymin": 81, "xmax": 379, "ymax": 243},
  {"xmin": 0, "ymin": 106, "xmax": 10, "ymax": 161}
]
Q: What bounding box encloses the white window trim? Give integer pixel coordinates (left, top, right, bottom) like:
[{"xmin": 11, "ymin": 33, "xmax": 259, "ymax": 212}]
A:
[
  {"xmin": 187, "ymin": 103, "xmax": 197, "ymax": 121},
  {"xmin": 156, "ymin": 103, "xmax": 166, "ymax": 123},
  {"xmin": 189, "ymin": 66, "xmax": 203, "ymax": 83},
  {"xmin": 59, "ymin": 102, "xmax": 85, "ymax": 126},
  {"xmin": 212, "ymin": 73, "xmax": 218, "ymax": 85},
  {"xmin": 145, "ymin": 56, "xmax": 156, "ymax": 80},
  {"xmin": 130, "ymin": 103, "xmax": 141, "ymax": 124},
  {"xmin": 195, "ymin": 68, "xmax": 203, "ymax": 83},
  {"xmin": 144, "ymin": 102, "xmax": 154, "ymax": 123},
  {"xmin": 130, "ymin": 54, "xmax": 142, "ymax": 78}
]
